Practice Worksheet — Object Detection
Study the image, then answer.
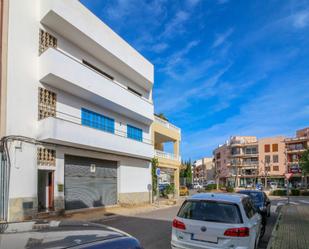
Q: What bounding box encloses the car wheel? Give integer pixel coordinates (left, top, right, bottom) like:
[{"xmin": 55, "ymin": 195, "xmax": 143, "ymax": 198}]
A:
[{"xmin": 260, "ymin": 225, "xmax": 265, "ymax": 239}]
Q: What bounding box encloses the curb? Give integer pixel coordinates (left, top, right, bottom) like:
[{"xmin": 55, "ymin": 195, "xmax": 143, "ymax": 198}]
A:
[{"xmin": 266, "ymin": 205, "xmax": 284, "ymax": 249}]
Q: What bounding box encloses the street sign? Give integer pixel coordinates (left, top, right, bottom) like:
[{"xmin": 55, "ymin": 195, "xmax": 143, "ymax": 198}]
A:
[
  {"xmin": 156, "ymin": 168, "xmax": 161, "ymax": 176},
  {"xmin": 285, "ymin": 173, "xmax": 293, "ymax": 180}
]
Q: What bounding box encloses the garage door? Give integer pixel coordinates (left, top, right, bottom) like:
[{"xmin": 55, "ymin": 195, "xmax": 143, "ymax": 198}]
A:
[{"xmin": 64, "ymin": 155, "xmax": 117, "ymax": 210}]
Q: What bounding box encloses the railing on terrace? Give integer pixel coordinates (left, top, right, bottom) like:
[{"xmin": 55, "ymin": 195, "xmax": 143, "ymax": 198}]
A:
[
  {"xmin": 39, "ymin": 110, "xmax": 153, "ymax": 145},
  {"xmin": 154, "ymin": 116, "xmax": 181, "ymax": 133},
  {"xmin": 155, "ymin": 149, "xmax": 181, "ymax": 161}
]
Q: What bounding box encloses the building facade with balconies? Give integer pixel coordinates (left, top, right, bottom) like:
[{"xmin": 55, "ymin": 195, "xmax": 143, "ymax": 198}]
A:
[
  {"xmin": 284, "ymin": 127, "xmax": 309, "ymax": 186},
  {"xmin": 0, "ymin": 0, "xmax": 154, "ymax": 221},
  {"xmin": 152, "ymin": 115, "xmax": 181, "ymax": 196},
  {"xmin": 193, "ymin": 157, "xmax": 215, "ymax": 185},
  {"xmin": 213, "ymin": 136, "xmax": 287, "ymax": 188}
]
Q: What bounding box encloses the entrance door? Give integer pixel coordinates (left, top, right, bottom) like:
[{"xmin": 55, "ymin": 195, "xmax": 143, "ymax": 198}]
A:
[{"xmin": 38, "ymin": 170, "xmax": 54, "ymax": 212}]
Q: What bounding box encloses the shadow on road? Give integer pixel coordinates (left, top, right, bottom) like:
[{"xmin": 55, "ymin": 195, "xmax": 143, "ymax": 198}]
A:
[{"xmin": 96, "ymin": 215, "xmax": 173, "ymax": 249}]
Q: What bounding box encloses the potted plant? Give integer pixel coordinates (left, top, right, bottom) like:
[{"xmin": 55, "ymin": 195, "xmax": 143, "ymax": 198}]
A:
[{"xmin": 165, "ymin": 184, "xmax": 175, "ymax": 199}]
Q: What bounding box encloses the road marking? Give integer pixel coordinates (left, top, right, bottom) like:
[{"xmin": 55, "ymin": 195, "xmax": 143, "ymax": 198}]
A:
[
  {"xmin": 299, "ymin": 200, "xmax": 309, "ymax": 204},
  {"xmin": 289, "ymin": 201, "xmax": 299, "ymax": 205}
]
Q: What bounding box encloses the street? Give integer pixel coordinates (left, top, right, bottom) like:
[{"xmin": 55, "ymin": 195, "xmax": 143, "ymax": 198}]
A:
[{"xmin": 94, "ymin": 196, "xmax": 309, "ymax": 249}]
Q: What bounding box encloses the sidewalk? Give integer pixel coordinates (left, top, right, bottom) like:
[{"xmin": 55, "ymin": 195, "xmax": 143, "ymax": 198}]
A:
[
  {"xmin": 50, "ymin": 197, "xmax": 185, "ymax": 222},
  {"xmin": 268, "ymin": 204, "xmax": 309, "ymax": 249}
]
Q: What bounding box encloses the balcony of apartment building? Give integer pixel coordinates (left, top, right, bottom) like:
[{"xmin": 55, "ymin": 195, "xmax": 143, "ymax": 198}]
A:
[
  {"xmin": 153, "ymin": 115, "xmax": 181, "ymax": 165},
  {"xmin": 152, "ymin": 115, "xmax": 181, "ymax": 195},
  {"xmin": 285, "ymin": 142, "xmax": 307, "ymax": 154},
  {"xmin": 37, "ymin": 102, "xmax": 153, "ymax": 159},
  {"xmin": 40, "ymin": 0, "xmax": 153, "ymax": 90},
  {"xmin": 39, "ymin": 47, "xmax": 153, "ymax": 124}
]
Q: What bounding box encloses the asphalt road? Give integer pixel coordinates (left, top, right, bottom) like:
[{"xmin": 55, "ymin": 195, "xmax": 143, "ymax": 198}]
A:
[{"xmin": 95, "ymin": 196, "xmax": 290, "ymax": 249}]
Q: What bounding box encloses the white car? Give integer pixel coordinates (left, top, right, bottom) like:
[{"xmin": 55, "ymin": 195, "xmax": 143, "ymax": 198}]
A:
[
  {"xmin": 171, "ymin": 193, "xmax": 262, "ymax": 249},
  {"xmin": 193, "ymin": 183, "xmax": 203, "ymax": 189},
  {"xmin": 269, "ymin": 182, "xmax": 278, "ymax": 190}
]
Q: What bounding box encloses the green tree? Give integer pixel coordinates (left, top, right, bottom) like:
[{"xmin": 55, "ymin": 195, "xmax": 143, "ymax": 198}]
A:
[
  {"xmin": 151, "ymin": 158, "xmax": 159, "ymax": 196},
  {"xmin": 300, "ymin": 149, "xmax": 309, "ymax": 173},
  {"xmin": 155, "ymin": 113, "xmax": 168, "ymax": 121}
]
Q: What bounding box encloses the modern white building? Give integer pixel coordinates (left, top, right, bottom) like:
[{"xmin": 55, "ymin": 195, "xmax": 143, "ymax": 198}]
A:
[{"xmin": 0, "ymin": 0, "xmax": 154, "ymax": 221}]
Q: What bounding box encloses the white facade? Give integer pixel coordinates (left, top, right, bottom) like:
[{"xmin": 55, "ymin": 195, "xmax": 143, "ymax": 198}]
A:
[{"xmin": 1, "ymin": 0, "xmax": 154, "ymax": 221}]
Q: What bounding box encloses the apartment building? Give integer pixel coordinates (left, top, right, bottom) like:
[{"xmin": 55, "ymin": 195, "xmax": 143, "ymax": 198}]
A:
[
  {"xmin": 213, "ymin": 143, "xmax": 230, "ymax": 185},
  {"xmin": 193, "ymin": 157, "xmax": 215, "ymax": 184},
  {"xmin": 0, "ymin": 0, "xmax": 154, "ymax": 221},
  {"xmin": 214, "ymin": 136, "xmax": 286, "ymax": 187},
  {"xmin": 284, "ymin": 127, "xmax": 309, "ymax": 186},
  {"xmin": 152, "ymin": 115, "xmax": 181, "ymax": 196}
]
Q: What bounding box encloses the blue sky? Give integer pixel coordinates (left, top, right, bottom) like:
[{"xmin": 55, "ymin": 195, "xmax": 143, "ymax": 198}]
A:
[{"xmin": 80, "ymin": 0, "xmax": 309, "ymax": 160}]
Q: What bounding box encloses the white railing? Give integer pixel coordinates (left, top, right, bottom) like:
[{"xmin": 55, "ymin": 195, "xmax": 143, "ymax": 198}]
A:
[
  {"xmin": 155, "ymin": 150, "xmax": 181, "ymax": 161},
  {"xmin": 154, "ymin": 116, "xmax": 181, "ymax": 133}
]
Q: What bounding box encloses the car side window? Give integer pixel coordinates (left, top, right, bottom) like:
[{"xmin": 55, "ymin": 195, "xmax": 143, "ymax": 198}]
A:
[{"xmin": 242, "ymin": 198, "xmax": 256, "ymax": 219}]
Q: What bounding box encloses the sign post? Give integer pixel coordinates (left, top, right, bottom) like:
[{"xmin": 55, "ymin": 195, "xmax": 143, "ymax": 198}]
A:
[
  {"xmin": 156, "ymin": 168, "xmax": 160, "ymax": 206},
  {"xmin": 285, "ymin": 173, "xmax": 293, "ymax": 204}
]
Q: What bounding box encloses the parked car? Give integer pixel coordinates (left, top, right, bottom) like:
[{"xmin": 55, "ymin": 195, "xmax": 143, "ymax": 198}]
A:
[
  {"xmin": 193, "ymin": 183, "xmax": 202, "ymax": 189},
  {"xmin": 159, "ymin": 183, "xmax": 170, "ymax": 196},
  {"xmin": 171, "ymin": 193, "xmax": 262, "ymax": 249},
  {"xmin": 179, "ymin": 186, "xmax": 189, "ymax": 196},
  {"xmin": 0, "ymin": 220, "xmax": 143, "ymax": 249},
  {"xmin": 255, "ymin": 183, "xmax": 263, "ymax": 191},
  {"xmin": 237, "ymin": 190, "xmax": 271, "ymax": 237},
  {"xmin": 246, "ymin": 183, "xmax": 253, "ymax": 189},
  {"xmin": 269, "ymin": 182, "xmax": 278, "ymax": 190}
]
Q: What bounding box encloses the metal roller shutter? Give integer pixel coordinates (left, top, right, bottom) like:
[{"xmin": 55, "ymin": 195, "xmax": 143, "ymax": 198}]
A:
[{"xmin": 64, "ymin": 155, "xmax": 117, "ymax": 210}]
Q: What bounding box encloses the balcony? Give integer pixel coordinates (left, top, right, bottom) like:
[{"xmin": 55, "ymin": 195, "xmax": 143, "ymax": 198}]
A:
[
  {"xmin": 37, "ymin": 116, "xmax": 153, "ymax": 160},
  {"xmin": 39, "ymin": 48, "xmax": 153, "ymax": 124},
  {"xmin": 154, "ymin": 116, "xmax": 180, "ymax": 133},
  {"xmin": 40, "ymin": 0, "xmax": 153, "ymax": 89},
  {"xmin": 155, "ymin": 150, "xmax": 181, "ymax": 162}
]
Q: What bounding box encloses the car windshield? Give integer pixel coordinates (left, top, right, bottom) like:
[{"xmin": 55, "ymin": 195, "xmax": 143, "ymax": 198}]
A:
[
  {"xmin": 177, "ymin": 200, "xmax": 242, "ymax": 224},
  {"xmin": 240, "ymin": 192, "xmax": 263, "ymax": 205}
]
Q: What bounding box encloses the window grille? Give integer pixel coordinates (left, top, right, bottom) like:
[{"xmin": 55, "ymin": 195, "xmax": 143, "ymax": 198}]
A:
[
  {"xmin": 37, "ymin": 148, "xmax": 56, "ymax": 166},
  {"xmin": 39, "ymin": 29, "xmax": 57, "ymax": 55},
  {"xmin": 38, "ymin": 87, "xmax": 56, "ymax": 120}
]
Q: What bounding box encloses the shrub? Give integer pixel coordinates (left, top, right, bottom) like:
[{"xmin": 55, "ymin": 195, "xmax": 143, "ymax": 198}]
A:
[
  {"xmin": 226, "ymin": 186, "xmax": 234, "ymax": 192},
  {"xmin": 205, "ymin": 184, "xmax": 217, "ymax": 191},
  {"xmin": 271, "ymin": 189, "xmax": 287, "ymax": 196},
  {"xmin": 163, "ymin": 184, "xmax": 175, "ymax": 196},
  {"xmin": 291, "ymin": 189, "xmax": 300, "ymax": 196},
  {"xmin": 301, "ymin": 190, "xmax": 309, "ymax": 196}
]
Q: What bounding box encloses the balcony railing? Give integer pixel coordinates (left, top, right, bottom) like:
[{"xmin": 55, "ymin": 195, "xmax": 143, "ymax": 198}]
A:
[
  {"xmin": 41, "ymin": 109, "xmax": 152, "ymax": 145},
  {"xmin": 155, "ymin": 150, "xmax": 181, "ymax": 161},
  {"xmin": 154, "ymin": 116, "xmax": 180, "ymax": 133}
]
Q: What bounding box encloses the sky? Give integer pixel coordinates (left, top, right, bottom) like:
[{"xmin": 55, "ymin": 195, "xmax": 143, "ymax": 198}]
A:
[{"xmin": 80, "ymin": 0, "xmax": 309, "ymax": 160}]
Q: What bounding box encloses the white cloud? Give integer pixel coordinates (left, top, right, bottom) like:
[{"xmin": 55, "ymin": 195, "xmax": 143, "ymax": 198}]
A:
[
  {"xmin": 152, "ymin": 43, "xmax": 169, "ymax": 53},
  {"xmin": 160, "ymin": 10, "xmax": 190, "ymax": 39},
  {"xmin": 292, "ymin": 10, "xmax": 309, "ymax": 28},
  {"xmin": 212, "ymin": 28, "xmax": 234, "ymax": 48}
]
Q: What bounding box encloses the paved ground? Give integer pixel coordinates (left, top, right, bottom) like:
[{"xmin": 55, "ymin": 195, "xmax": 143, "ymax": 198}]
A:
[
  {"xmin": 94, "ymin": 196, "xmax": 296, "ymax": 249},
  {"xmin": 268, "ymin": 196, "xmax": 309, "ymax": 249}
]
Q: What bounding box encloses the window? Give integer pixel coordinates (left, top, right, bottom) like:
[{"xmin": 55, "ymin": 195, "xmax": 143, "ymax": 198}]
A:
[
  {"xmin": 273, "ymin": 155, "xmax": 279, "ymax": 163},
  {"xmin": 273, "ymin": 166, "xmax": 279, "ymax": 171},
  {"xmin": 216, "ymin": 153, "xmax": 221, "ymax": 159},
  {"xmin": 127, "ymin": 124, "xmax": 143, "ymax": 141},
  {"xmin": 231, "ymin": 147, "xmax": 241, "ymax": 155},
  {"xmin": 127, "ymin": 87, "xmax": 142, "ymax": 97},
  {"xmin": 242, "ymin": 198, "xmax": 256, "ymax": 219},
  {"xmin": 265, "ymin": 155, "xmax": 271, "ymax": 163},
  {"xmin": 82, "ymin": 60, "xmax": 114, "ymax": 80},
  {"xmin": 81, "ymin": 108, "xmax": 114, "ymax": 133},
  {"xmin": 264, "ymin": 144, "xmax": 270, "ymax": 153},
  {"xmin": 272, "ymin": 144, "xmax": 278, "ymax": 152},
  {"xmin": 178, "ymin": 200, "xmax": 242, "ymax": 224},
  {"xmin": 38, "ymin": 87, "xmax": 56, "ymax": 120},
  {"xmin": 245, "ymin": 146, "xmax": 257, "ymax": 155},
  {"xmin": 39, "ymin": 29, "xmax": 57, "ymax": 55}
]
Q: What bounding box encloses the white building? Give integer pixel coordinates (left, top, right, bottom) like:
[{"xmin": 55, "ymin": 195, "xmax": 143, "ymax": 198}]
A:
[{"xmin": 0, "ymin": 0, "xmax": 154, "ymax": 221}]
